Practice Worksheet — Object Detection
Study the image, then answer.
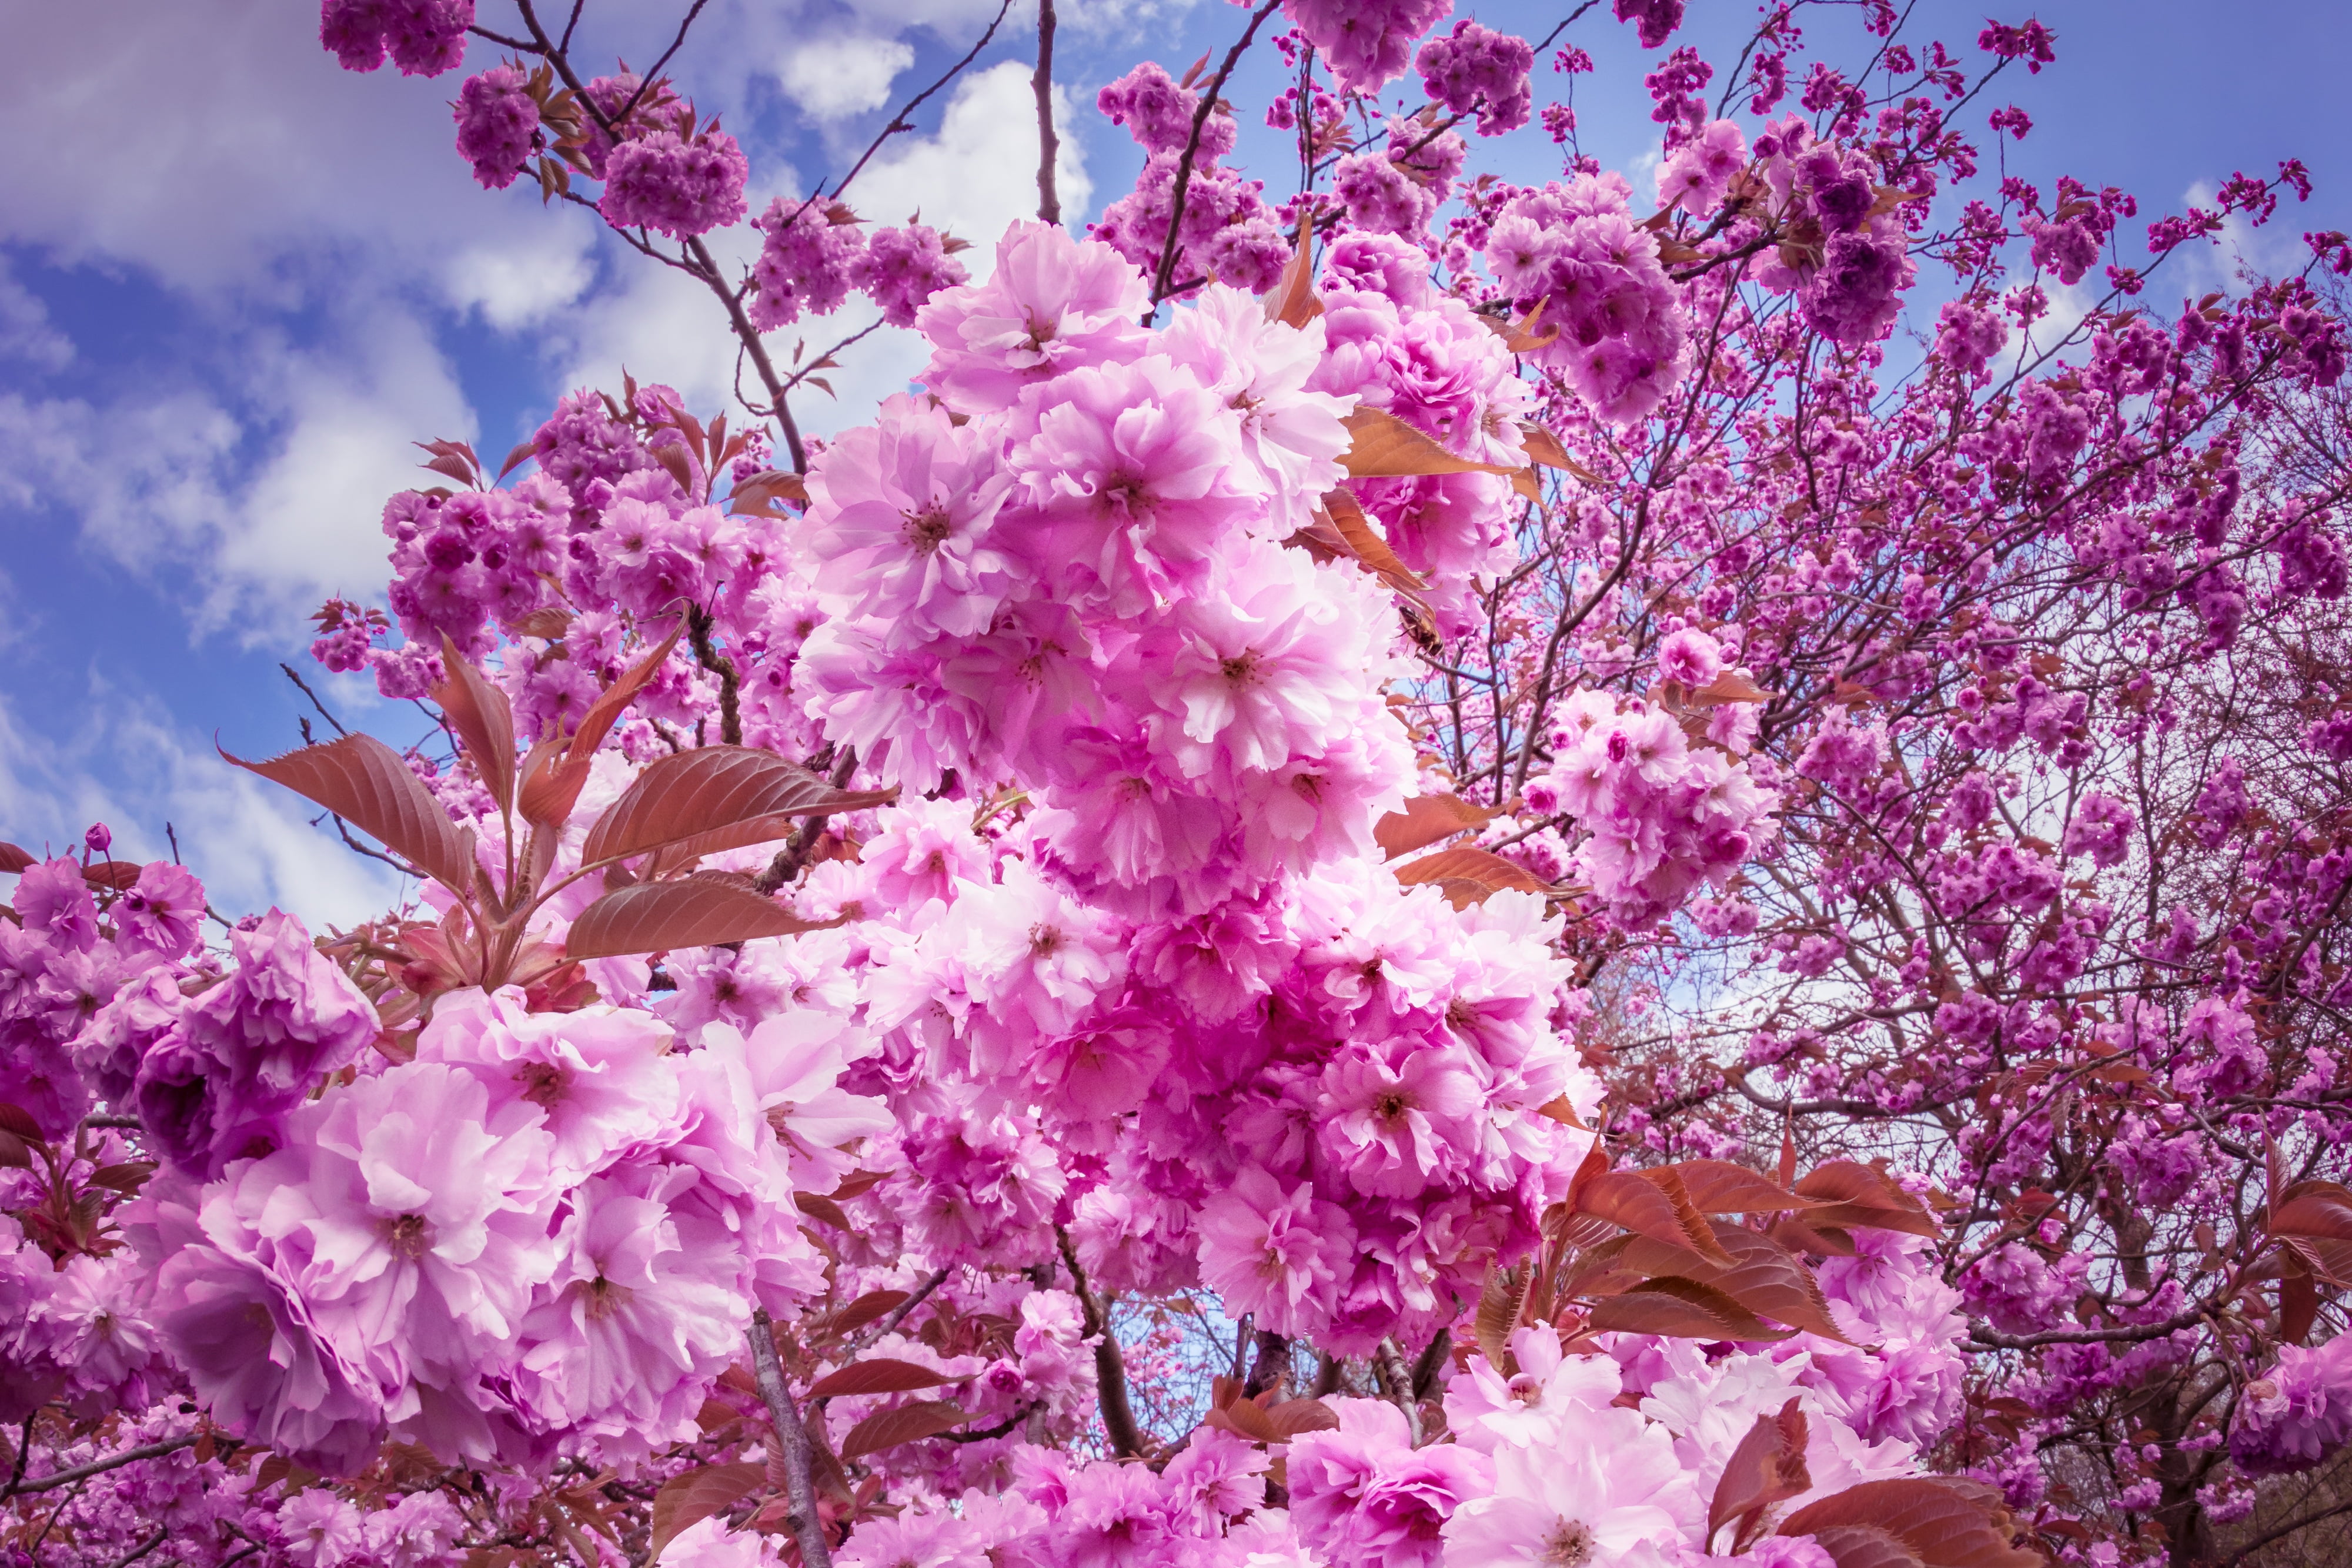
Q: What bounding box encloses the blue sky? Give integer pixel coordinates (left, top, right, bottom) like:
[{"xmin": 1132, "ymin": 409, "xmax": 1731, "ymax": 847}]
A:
[{"xmin": 0, "ymin": 0, "xmax": 2343, "ymax": 922}]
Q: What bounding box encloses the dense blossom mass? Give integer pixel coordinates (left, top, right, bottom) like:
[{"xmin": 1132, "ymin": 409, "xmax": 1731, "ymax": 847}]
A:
[{"xmin": 7, "ymin": 2, "xmax": 2352, "ymax": 1566}]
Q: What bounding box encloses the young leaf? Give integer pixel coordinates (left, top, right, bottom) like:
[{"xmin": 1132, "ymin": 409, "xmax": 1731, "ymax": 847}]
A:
[
  {"xmin": 1585, "ymin": 1276, "xmax": 1792, "ymax": 1341},
  {"xmin": 806, "ymin": 1359, "xmax": 953, "ymax": 1399},
  {"xmin": 2269, "ymin": 1179, "xmax": 2352, "ymax": 1285},
  {"xmin": 1710, "ymin": 1399, "xmax": 1811, "ymax": 1552},
  {"xmin": 520, "ymin": 621, "xmax": 686, "ymax": 828},
  {"xmin": 1261, "ymin": 216, "xmax": 1323, "ymax": 329},
  {"xmin": 1780, "ymin": 1479, "xmax": 2041, "ymax": 1568},
  {"xmin": 580, "ymin": 745, "xmax": 897, "ymax": 870},
  {"xmin": 432, "ymin": 634, "xmax": 519, "ymax": 815},
  {"xmin": 1266, "ymin": 1398, "xmax": 1340, "ymax": 1437},
  {"xmin": 1574, "ymin": 1168, "xmax": 1736, "ymax": 1265},
  {"xmin": 826, "ymin": 1289, "xmax": 911, "ymax": 1339},
  {"xmin": 1672, "ymin": 1159, "xmax": 1818, "ymax": 1214},
  {"xmin": 1802, "ymin": 1524, "xmax": 1927, "ymax": 1568},
  {"xmin": 565, "ymin": 877, "xmax": 841, "ymax": 960},
  {"xmin": 1338, "ymin": 407, "xmax": 1519, "ymax": 479},
  {"xmin": 1793, "ymin": 1162, "xmax": 1940, "ymax": 1239},
  {"xmin": 0, "ymin": 842, "xmax": 35, "ymax": 874},
  {"xmin": 1393, "ymin": 846, "xmax": 1554, "ymax": 908},
  {"xmin": 646, "ymin": 1462, "xmax": 766, "ymax": 1564},
  {"xmin": 222, "ymin": 733, "xmax": 475, "ymax": 895},
  {"xmin": 1319, "ymin": 488, "xmax": 1431, "ymax": 597},
  {"xmin": 838, "ymin": 1400, "xmax": 970, "ymax": 1460}
]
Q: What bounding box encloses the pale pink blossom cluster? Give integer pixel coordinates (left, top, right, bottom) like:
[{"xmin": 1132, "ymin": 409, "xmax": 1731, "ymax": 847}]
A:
[{"xmin": 143, "ymin": 991, "xmax": 871, "ymax": 1472}]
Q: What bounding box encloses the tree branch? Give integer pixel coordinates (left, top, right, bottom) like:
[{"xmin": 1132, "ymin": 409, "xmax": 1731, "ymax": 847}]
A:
[
  {"xmin": 747, "ymin": 1308, "xmax": 833, "ymax": 1568},
  {"xmin": 4, "ymin": 1435, "xmax": 200, "ymax": 1497},
  {"xmin": 1033, "ymin": 0, "xmax": 1061, "ymax": 223},
  {"xmin": 1055, "ymin": 1226, "xmax": 1148, "ymax": 1457}
]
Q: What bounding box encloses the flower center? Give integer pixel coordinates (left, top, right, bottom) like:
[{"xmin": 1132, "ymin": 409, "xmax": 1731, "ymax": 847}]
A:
[
  {"xmin": 1539, "ymin": 1519, "xmax": 1595, "ymax": 1567},
  {"xmin": 1374, "ymin": 1090, "xmax": 1411, "ymax": 1120},
  {"xmin": 1030, "ymin": 923, "xmax": 1064, "ymax": 957},
  {"xmin": 584, "ymin": 1273, "xmax": 630, "ymax": 1322},
  {"xmin": 387, "ymin": 1213, "xmax": 432, "ymax": 1259},
  {"xmin": 903, "ymin": 506, "xmax": 954, "ymax": 554},
  {"xmin": 514, "ymin": 1061, "xmax": 569, "ymax": 1108},
  {"xmin": 1221, "ymin": 650, "xmax": 1262, "ymax": 687}
]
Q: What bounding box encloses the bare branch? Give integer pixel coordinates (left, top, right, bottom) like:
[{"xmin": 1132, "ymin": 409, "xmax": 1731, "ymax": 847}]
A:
[
  {"xmin": 1033, "ymin": 0, "xmax": 1061, "ymax": 224},
  {"xmin": 1149, "ymin": 0, "xmax": 1283, "ymax": 311},
  {"xmin": 747, "ymin": 1308, "xmax": 834, "ymax": 1568}
]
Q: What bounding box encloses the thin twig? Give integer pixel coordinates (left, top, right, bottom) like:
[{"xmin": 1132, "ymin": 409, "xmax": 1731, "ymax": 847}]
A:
[
  {"xmin": 613, "ymin": 0, "xmax": 714, "ymax": 125},
  {"xmin": 107, "ymin": 1526, "xmax": 171, "ymax": 1568},
  {"xmin": 853, "ymin": 1266, "xmax": 951, "ymax": 1350},
  {"xmin": 1148, "ymin": 0, "xmax": 1284, "ymax": 310},
  {"xmin": 279, "ymin": 664, "xmax": 350, "ymax": 737},
  {"xmin": 755, "ymin": 748, "xmax": 859, "ymax": 892}
]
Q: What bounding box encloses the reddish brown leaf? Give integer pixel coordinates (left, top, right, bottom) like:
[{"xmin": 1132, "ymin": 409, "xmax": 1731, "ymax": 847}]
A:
[
  {"xmin": 1770, "ymin": 1215, "xmax": 1860, "ymax": 1258},
  {"xmin": 1689, "ymin": 670, "xmax": 1775, "ymax": 707},
  {"xmin": 0, "ymin": 842, "xmax": 35, "ymax": 874},
  {"xmin": 433, "ymin": 635, "xmax": 519, "ymax": 816},
  {"xmin": 838, "ymin": 1400, "xmax": 969, "ymax": 1460},
  {"xmin": 1577, "ymin": 1169, "xmax": 1736, "ymax": 1265},
  {"xmin": 1585, "ymin": 1276, "xmax": 1793, "ymax": 1341},
  {"xmin": 520, "ymin": 621, "xmax": 685, "ymax": 829},
  {"xmin": 1339, "ymin": 407, "xmax": 1518, "ymax": 479},
  {"xmin": 1782, "ymin": 1479, "xmax": 2042, "ymax": 1568},
  {"xmin": 1804, "ymin": 1525, "xmax": 1927, "ymax": 1568},
  {"xmin": 729, "ymin": 470, "xmax": 808, "ymax": 519},
  {"xmin": 1482, "ymin": 304, "xmax": 1562, "ymax": 355},
  {"xmin": 647, "ymin": 1461, "xmax": 766, "ymax": 1563},
  {"xmin": 1376, "ymin": 793, "xmax": 1502, "ymax": 860},
  {"xmin": 793, "ymin": 1190, "xmax": 854, "ymax": 1231},
  {"xmin": 1262, "ymin": 217, "xmax": 1323, "ymax": 329},
  {"xmin": 1613, "ymin": 1223, "xmax": 1850, "ymax": 1342},
  {"xmin": 2282, "ymin": 1259, "xmax": 2320, "ymax": 1345},
  {"xmin": 497, "ymin": 439, "xmax": 537, "ymax": 480},
  {"xmin": 2270, "ymin": 1180, "xmax": 2352, "ymax": 1286},
  {"xmin": 826, "ymin": 1289, "xmax": 910, "ymax": 1339},
  {"xmin": 1475, "ymin": 1263, "xmax": 1534, "ymax": 1373},
  {"xmin": 1710, "ymin": 1398, "xmax": 1811, "ymax": 1551},
  {"xmin": 1795, "ymin": 1162, "xmax": 1940, "ymax": 1239},
  {"xmin": 1394, "ymin": 846, "xmax": 1554, "ymax": 907},
  {"xmin": 0, "ymin": 1102, "xmax": 49, "ymax": 1142},
  {"xmin": 1674, "ymin": 1159, "xmax": 1818, "ymax": 1214},
  {"xmin": 1321, "ymin": 487, "xmax": 1431, "ymax": 596},
  {"xmin": 1267, "ymin": 1398, "xmax": 1339, "ymax": 1437},
  {"xmin": 806, "ymin": 1359, "xmax": 953, "ymax": 1399},
  {"xmin": 564, "ymin": 877, "xmax": 840, "ymax": 960},
  {"xmin": 223, "ymin": 733, "xmax": 475, "ymax": 894},
  {"xmin": 581, "ymin": 745, "xmax": 897, "ymax": 871},
  {"xmin": 514, "ymin": 608, "xmax": 572, "ymax": 640},
  {"xmin": 81, "ymin": 861, "xmax": 143, "ymax": 891}
]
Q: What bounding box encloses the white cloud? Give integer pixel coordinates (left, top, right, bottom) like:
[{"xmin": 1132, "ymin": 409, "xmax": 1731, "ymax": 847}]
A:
[
  {"xmin": 0, "ymin": 260, "xmax": 69, "ymax": 371},
  {"xmin": 440, "ymin": 217, "xmax": 601, "ymax": 332},
  {"xmin": 779, "ymin": 35, "xmax": 917, "ymax": 122},
  {"xmin": 0, "ymin": 302, "xmax": 475, "ymax": 641},
  {"xmin": 855, "ymin": 61, "xmax": 1093, "ymax": 242},
  {"xmin": 0, "ymin": 687, "xmax": 406, "ymax": 929}
]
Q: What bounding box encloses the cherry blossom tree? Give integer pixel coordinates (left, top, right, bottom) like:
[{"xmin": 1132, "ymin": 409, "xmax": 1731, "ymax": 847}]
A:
[{"xmin": 6, "ymin": 2, "xmax": 2352, "ymax": 1566}]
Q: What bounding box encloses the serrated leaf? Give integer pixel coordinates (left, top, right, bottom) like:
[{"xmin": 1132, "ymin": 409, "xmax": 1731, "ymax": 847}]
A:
[
  {"xmin": 1673, "ymin": 1159, "xmax": 1818, "ymax": 1214},
  {"xmin": 582, "ymin": 745, "xmax": 896, "ymax": 871},
  {"xmin": 838, "ymin": 1400, "xmax": 969, "ymax": 1460},
  {"xmin": 1475, "ymin": 1263, "xmax": 1531, "ymax": 1373},
  {"xmin": 826, "ymin": 1288, "xmax": 910, "ymax": 1339},
  {"xmin": 564, "ymin": 878, "xmax": 839, "ymax": 960},
  {"xmin": 1339, "ymin": 407, "xmax": 1518, "ymax": 479},
  {"xmin": 2269, "ymin": 1179, "xmax": 2352, "ymax": 1286},
  {"xmin": 1266, "ymin": 1397, "xmax": 1339, "ymax": 1437},
  {"xmin": 82, "ymin": 862, "xmax": 143, "ymax": 891},
  {"xmin": 88, "ymin": 1161, "xmax": 157, "ymax": 1193},
  {"xmin": 1394, "ymin": 846, "xmax": 1554, "ymax": 908},
  {"xmin": 1375, "ymin": 793, "xmax": 1501, "ymax": 860},
  {"xmin": 1804, "ymin": 1525, "xmax": 1927, "ymax": 1568},
  {"xmin": 1261, "ymin": 218, "xmax": 1323, "ymax": 329},
  {"xmin": 1320, "ymin": 487, "xmax": 1430, "ymax": 596},
  {"xmin": 519, "ymin": 621, "xmax": 686, "ymax": 829},
  {"xmin": 647, "ymin": 1462, "xmax": 766, "ymax": 1563},
  {"xmin": 1688, "ymin": 670, "xmax": 1774, "ymax": 707},
  {"xmin": 433, "ymin": 636, "xmax": 518, "ymax": 816},
  {"xmin": 1794, "ymin": 1162, "xmax": 1940, "ymax": 1239},
  {"xmin": 1782, "ymin": 1479, "xmax": 2042, "ymax": 1568},
  {"xmin": 223, "ymin": 733, "xmax": 474, "ymax": 894},
  {"xmin": 0, "ymin": 842, "xmax": 34, "ymax": 874},
  {"xmin": 498, "ymin": 439, "xmax": 537, "ymax": 479},
  {"xmin": 729, "ymin": 470, "xmax": 807, "ymax": 519},
  {"xmin": 1575, "ymin": 1169, "xmax": 1736, "ymax": 1265},
  {"xmin": 806, "ymin": 1359, "xmax": 953, "ymax": 1399},
  {"xmin": 1585, "ymin": 1276, "xmax": 1793, "ymax": 1341},
  {"xmin": 1710, "ymin": 1398, "xmax": 1811, "ymax": 1552}
]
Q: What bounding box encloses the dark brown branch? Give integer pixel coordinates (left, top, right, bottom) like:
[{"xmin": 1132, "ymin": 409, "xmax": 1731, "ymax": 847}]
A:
[
  {"xmin": 685, "ymin": 606, "xmax": 742, "ymax": 745},
  {"xmin": 108, "ymin": 1527, "xmax": 171, "ymax": 1568},
  {"xmin": 4, "ymin": 1435, "xmax": 200, "ymax": 1497},
  {"xmin": 1055, "ymin": 1226, "xmax": 1148, "ymax": 1457},
  {"xmin": 1372, "ymin": 1337, "xmax": 1424, "ymax": 1444},
  {"xmin": 747, "ymin": 1308, "xmax": 834, "ymax": 1568},
  {"xmin": 1033, "ymin": 0, "xmax": 1061, "ymax": 223},
  {"xmin": 853, "ymin": 1266, "xmax": 951, "ymax": 1350},
  {"xmin": 1148, "ymin": 0, "xmax": 1284, "ymax": 310},
  {"xmin": 754, "ymin": 748, "xmax": 860, "ymax": 892}
]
